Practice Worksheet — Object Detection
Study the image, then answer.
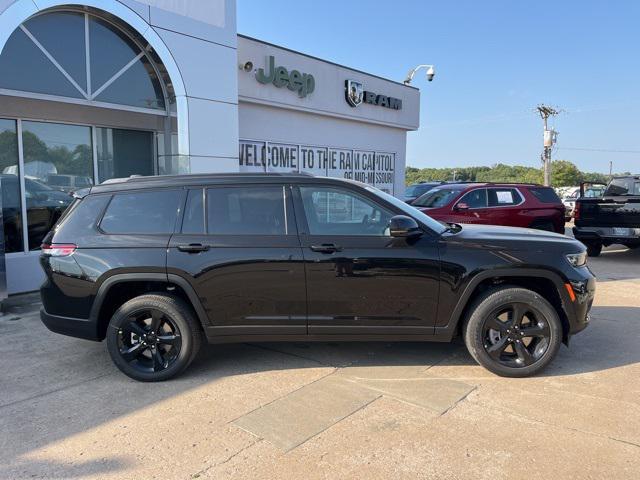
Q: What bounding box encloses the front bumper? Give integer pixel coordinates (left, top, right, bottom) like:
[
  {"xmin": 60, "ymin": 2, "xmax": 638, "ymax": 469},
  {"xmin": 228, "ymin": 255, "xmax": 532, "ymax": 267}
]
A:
[
  {"xmin": 40, "ymin": 309, "xmax": 102, "ymax": 341},
  {"xmin": 565, "ymin": 269, "xmax": 596, "ymax": 338}
]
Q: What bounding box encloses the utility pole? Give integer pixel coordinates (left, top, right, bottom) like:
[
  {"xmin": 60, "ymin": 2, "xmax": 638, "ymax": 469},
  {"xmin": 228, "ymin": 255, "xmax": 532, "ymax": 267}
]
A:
[
  {"xmin": 609, "ymin": 160, "xmax": 613, "ymax": 178},
  {"xmin": 536, "ymin": 105, "xmax": 559, "ymax": 186}
]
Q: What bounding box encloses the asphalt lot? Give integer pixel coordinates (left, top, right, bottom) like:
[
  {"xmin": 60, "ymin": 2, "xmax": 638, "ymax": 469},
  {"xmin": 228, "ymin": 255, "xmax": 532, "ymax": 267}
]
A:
[{"xmin": 1, "ymin": 236, "xmax": 639, "ymax": 479}]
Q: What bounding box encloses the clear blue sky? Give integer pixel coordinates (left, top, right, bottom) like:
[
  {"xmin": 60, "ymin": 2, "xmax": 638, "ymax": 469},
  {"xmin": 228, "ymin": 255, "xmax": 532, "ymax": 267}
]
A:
[{"xmin": 237, "ymin": 0, "xmax": 640, "ymax": 174}]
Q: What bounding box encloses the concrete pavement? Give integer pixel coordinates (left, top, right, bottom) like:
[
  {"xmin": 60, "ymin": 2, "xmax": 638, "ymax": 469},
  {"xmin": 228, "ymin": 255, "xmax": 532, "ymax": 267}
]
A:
[{"xmin": 1, "ymin": 247, "xmax": 639, "ymax": 479}]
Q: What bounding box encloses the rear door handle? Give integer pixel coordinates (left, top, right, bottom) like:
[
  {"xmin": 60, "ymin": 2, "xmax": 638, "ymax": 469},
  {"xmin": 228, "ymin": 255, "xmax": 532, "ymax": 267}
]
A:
[
  {"xmin": 310, "ymin": 243, "xmax": 342, "ymax": 254},
  {"xmin": 177, "ymin": 243, "xmax": 210, "ymax": 253}
]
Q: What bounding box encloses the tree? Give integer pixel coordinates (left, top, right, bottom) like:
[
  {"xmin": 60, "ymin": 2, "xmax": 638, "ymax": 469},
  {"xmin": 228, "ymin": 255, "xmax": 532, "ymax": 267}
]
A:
[{"xmin": 551, "ymin": 160, "xmax": 581, "ymax": 186}]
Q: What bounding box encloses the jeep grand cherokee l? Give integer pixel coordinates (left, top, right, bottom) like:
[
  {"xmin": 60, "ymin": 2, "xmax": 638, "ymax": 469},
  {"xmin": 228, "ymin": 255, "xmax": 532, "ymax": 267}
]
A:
[{"xmin": 40, "ymin": 174, "xmax": 595, "ymax": 381}]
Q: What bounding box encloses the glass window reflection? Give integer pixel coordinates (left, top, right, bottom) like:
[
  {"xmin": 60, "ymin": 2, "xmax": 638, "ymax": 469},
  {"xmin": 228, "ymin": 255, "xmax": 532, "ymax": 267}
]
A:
[
  {"xmin": 0, "ymin": 119, "xmax": 23, "ymax": 253},
  {"xmin": 21, "ymin": 121, "xmax": 93, "ymax": 250}
]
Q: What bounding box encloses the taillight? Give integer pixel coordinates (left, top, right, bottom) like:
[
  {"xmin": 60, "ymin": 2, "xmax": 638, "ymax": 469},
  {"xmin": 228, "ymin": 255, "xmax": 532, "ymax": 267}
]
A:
[
  {"xmin": 574, "ymin": 202, "xmax": 580, "ymax": 220},
  {"xmin": 41, "ymin": 243, "xmax": 77, "ymax": 257}
]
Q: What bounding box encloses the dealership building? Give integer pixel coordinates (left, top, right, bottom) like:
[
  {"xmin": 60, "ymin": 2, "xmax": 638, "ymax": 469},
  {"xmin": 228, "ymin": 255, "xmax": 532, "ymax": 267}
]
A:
[{"xmin": 0, "ymin": 0, "xmax": 420, "ymax": 294}]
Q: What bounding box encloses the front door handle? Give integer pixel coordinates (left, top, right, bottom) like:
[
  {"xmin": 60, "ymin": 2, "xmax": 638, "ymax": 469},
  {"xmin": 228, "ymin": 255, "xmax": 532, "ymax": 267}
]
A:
[
  {"xmin": 310, "ymin": 243, "xmax": 342, "ymax": 254},
  {"xmin": 177, "ymin": 243, "xmax": 210, "ymax": 253}
]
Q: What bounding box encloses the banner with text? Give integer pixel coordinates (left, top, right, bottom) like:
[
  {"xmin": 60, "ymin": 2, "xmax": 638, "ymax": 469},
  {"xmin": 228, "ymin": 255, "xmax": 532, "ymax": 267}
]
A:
[{"xmin": 239, "ymin": 140, "xmax": 395, "ymax": 194}]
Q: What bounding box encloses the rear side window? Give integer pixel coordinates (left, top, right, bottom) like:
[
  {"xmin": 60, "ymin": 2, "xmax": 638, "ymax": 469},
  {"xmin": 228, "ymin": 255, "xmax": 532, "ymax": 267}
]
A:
[
  {"xmin": 488, "ymin": 188, "xmax": 522, "ymax": 207},
  {"xmin": 206, "ymin": 186, "xmax": 288, "ymax": 235},
  {"xmin": 529, "ymin": 187, "xmax": 561, "ymax": 204},
  {"xmin": 182, "ymin": 189, "xmax": 205, "ymax": 234},
  {"xmin": 100, "ymin": 190, "xmax": 182, "ymax": 234},
  {"xmin": 55, "ymin": 195, "xmax": 110, "ymax": 239}
]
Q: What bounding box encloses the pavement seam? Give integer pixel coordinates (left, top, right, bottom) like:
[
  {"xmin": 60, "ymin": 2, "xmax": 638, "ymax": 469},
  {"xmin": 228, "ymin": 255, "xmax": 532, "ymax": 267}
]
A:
[
  {"xmin": 0, "ymin": 372, "xmax": 117, "ymax": 410},
  {"xmin": 190, "ymin": 438, "xmax": 262, "ymax": 478},
  {"xmin": 244, "ymin": 343, "xmax": 346, "ymax": 368},
  {"xmin": 438, "ymin": 385, "xmax": 478, "ymax": 416},
  {"xmin": 226, "ymin": 368, "xmax": 339, "ymax": 425},
  {"xmin": 280, "ymin": 394, "xmax": 383, "ymax": 453},
  {"xmin": 472, "ymin": 399, "xmax": 640, "ymax": 449}
]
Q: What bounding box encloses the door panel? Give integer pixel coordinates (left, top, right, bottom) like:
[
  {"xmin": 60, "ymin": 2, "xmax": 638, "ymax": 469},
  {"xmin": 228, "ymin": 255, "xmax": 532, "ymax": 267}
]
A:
[
  {"xmin": 167, "ymin": 185, "xmax": 306, "ymax": 335},
  {"xmin": 295, "ymin": 185, "xmax": 440, "ymax": 335}
]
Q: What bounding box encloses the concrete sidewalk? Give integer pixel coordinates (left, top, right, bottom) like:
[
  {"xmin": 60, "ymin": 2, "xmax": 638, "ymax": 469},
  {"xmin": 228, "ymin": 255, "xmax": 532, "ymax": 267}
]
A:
[{"xmin": 1, "ymin": 248, "xmax": 639, "ymax": 479}]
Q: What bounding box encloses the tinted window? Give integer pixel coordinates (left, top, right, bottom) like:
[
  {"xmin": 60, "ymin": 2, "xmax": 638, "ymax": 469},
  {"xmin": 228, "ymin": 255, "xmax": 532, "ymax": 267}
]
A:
[
  {"xmin": 488, "ymin": 188, "xmax": 522, "ymax": 207},
  {"xmin": 207, "ymin": 186, "xmax": 287, "ymax": 235},
  {"xmin": 300, "ymin": 186, "xmax": 393, "ymax": 236},
  {"xmin": 529, "ymin": 187, "xmax": 561, "ymax": 204},
  {"xmin": 413, "ymin": 188, "xmax": 461, "ymax": 208},
  {"xmin": 0, "ymin": 119, "xmax": 23, "ymax": 253},
  {"xmin": 459, "ymin": 189, "xmax": 487, "ymax": 208},
  {"xmin": 605, "ymin": 178, "xmax": 640, "ymax": 196},
  {"xmin": 182, "ymin": 189, "xmax": 205, "ymax": 234},
  {"xmin": 101, "ymin": 190, "xmax": 182, "ymax": 234}
]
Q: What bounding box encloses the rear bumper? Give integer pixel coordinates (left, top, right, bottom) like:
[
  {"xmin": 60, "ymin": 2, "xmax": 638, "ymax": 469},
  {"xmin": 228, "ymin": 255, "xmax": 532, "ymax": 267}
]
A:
[
  {"xmin": 573, "ymin": 226, "xmax": 640, "ymax": 245},
  {"xmin": 40, "ymin": 308, "xmax": 102, "ymax": 341}
]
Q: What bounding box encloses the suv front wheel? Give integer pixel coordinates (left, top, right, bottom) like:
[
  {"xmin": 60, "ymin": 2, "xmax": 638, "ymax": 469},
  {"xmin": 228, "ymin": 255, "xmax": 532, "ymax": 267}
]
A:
[
  {"xmin": 106, "ymin": 293, "xmax": 202, "ymax": 381},
  {"xmin": 463, "ymin": 287, "xmax": 562, "ymax": 377}
]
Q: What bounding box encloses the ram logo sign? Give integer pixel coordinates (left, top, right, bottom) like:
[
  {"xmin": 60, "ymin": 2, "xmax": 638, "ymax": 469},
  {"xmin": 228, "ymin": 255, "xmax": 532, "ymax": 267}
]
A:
[{"xmin": 345, "ymin": 79, "xmax": 402, "ymax": 110}]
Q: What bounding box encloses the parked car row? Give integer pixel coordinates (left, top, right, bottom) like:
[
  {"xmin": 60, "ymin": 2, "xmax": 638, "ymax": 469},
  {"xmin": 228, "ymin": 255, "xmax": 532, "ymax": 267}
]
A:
[{"xmin": 406, "ymin": 182, "xmax": 565, "ymax": 233}]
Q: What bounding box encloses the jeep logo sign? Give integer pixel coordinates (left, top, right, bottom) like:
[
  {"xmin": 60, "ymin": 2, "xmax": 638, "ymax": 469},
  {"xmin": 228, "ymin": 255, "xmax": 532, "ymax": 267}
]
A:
[
  {"xmin": 255, "ymin": 56, "xmax": 315, "ymax": 98},
  {"xmin": 345, "ymin": 79, "xmax": 402, "ymax": 110}
]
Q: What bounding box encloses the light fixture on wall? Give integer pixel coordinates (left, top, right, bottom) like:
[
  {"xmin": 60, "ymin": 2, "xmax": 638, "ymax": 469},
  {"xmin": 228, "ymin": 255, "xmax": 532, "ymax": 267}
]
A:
[
  {"xmin": 240, "ymin": 61, "xmax": 254, "ymax": 72},
  {"xmin": 403, "ymin": 64, "xmax": 435, "ymax": 85}
]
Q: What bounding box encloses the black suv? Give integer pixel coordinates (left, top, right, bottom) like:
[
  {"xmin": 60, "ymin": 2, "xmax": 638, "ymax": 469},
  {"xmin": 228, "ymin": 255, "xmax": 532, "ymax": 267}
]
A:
[{"xmin": 40, "ymin": 173, "xmax": 595, "ymax": 381}]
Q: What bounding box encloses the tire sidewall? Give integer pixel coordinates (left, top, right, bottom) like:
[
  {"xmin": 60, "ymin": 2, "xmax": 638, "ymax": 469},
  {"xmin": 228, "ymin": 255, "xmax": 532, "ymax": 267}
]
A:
[
  {"xmin": 464, "ymin": 287, "xmax": 562, "ymax": 377},
  {"xmin": 106, "ymin": 295, "xmax": 197, "ymax": 382}
]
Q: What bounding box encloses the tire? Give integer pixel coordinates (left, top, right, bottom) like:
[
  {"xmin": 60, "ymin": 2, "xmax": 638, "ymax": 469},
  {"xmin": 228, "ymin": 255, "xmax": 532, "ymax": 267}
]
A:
[
  {"xmin": 585, "ymin": 242, "xmax": 602, "ymax": 257},
  {"xmin": 463, "ymin": 287, "xmax": 562, "ymax": 378},
  {"xmin": 106, "ymin": 293, "xmax": 203, "ymax": 382}
]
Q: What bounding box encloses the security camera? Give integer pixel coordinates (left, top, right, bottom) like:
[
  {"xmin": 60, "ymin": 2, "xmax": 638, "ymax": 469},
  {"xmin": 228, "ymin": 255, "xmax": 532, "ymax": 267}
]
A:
[
  {"xmin": 426, "ymin": 66, "xmax": 435, "ymax": 82},
  {"xmin": 240, "ymin": 61, "xmax": 253, "ymax": 72}
]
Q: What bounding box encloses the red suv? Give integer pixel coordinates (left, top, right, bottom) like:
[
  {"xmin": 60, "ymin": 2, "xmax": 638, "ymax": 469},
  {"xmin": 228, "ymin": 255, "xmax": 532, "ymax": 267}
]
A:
[{"xmin": 411, "ymin": 183, "xmax": 565, "ymax": 233}]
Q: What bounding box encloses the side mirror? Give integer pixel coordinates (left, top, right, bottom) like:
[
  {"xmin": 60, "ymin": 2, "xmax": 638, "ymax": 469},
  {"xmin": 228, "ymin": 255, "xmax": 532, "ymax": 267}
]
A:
[
  {"xmin": 389, "ymin": 215, "xmax": 422, "ymax": 238},
  {"xmin": 455, "ymin": 202, "xmax": 469, "ymax": 211}
]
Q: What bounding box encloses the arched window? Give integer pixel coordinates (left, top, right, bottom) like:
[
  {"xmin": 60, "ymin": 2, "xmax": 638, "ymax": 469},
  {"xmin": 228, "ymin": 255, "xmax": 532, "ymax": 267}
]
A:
[{"xmin": 0, "ymin": 10, "xmax": 166, "ymax": 111}]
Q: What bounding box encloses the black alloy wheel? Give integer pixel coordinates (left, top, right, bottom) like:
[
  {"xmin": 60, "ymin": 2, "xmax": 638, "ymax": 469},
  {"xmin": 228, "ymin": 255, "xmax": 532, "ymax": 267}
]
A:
[
  {"xmin": 482, "ymin": 303, "xmax": 551, "ymax": 368},
  {"xmin": 464, "ymin": 287, "xmax": 562, "ymax": 377},
  {"xmin": 107, "ymin": 294, "xmax": 202, "ymax": 381},
  {"xmin": 116, "ymin": 308, "xmax": 182, "ymax": 373}
]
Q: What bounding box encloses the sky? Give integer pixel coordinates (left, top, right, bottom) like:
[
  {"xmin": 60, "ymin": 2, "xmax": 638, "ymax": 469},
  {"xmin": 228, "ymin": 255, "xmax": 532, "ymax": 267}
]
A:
[{"xmin": 237, "ymin": 0, "xmax": 640, "ymax": 174}]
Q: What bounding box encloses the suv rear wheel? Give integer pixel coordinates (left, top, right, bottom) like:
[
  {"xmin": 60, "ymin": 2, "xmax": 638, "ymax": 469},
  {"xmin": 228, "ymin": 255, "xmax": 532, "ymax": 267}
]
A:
[
  {"xmin": 463, "ymin": 287, "xmax": 562, "ymax": 377},
  {"xmin": 106, "ymin": 294, "xmax": 202, "ymax": 381}
]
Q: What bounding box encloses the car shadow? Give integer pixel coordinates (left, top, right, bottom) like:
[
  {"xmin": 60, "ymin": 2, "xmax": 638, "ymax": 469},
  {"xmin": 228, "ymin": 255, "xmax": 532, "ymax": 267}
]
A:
[
  {"xmin": 588, "ymin": 246, "xmax": 640, "ymax": 282},
  {"xmin": 1, "ymin": 305, "xmax": 638, "ymax": 478}
]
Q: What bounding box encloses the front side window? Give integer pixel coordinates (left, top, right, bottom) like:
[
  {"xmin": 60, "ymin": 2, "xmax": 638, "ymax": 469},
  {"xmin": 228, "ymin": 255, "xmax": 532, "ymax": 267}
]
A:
[
  {"xmin": 100, "ymin": 190, "xmax": 182, "ymax": 234},
  {"xmin": 207, "ymin": 186, "xmax": 288, "ymax": 236},
  {"xmin": 300, "ymin": 186, "xmax": 393, "ymax": 236},
  {"xmin": 458, "ymin": 189, "xmax": 487, "ymax": 208},
  {"xmin": 488, "ymin": 188, "xmax": 522, "ymax": 207}
]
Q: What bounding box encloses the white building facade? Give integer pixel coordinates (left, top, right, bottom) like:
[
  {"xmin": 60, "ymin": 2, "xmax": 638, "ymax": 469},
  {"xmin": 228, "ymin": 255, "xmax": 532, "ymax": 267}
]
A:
[{"xmin": 0, "ymin": 0, "xmax": 420, "ymax": 294}]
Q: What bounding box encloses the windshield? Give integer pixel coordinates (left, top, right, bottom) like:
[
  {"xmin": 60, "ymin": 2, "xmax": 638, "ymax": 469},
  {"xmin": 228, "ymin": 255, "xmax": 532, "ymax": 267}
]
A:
[
  {"xmin": 364, "ymin": 186, "xmax": 447, "ymax": 234},
  {"xmin": 605, "ymin": 178, "xmax": 640, "ymax": 196},
  {"xmin": 405, "ymin": 184, "xmax": 434, "ymax": 197},
  {"xmin": 412, "ymin": 188, "xmax": 461, "ymax": 208}
]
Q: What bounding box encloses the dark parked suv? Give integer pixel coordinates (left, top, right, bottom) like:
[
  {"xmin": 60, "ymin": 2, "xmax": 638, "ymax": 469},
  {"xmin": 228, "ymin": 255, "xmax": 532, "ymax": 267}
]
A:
[{"xmin": 40, "ymin": 174, "xmax": 595, "ymax": 381}]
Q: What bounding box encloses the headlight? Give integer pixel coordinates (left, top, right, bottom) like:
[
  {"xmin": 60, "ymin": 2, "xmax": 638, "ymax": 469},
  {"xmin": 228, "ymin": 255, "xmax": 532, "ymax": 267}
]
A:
[{"xmin": 566, "ymin": 252, "xmax": 587, "ymax": 267}]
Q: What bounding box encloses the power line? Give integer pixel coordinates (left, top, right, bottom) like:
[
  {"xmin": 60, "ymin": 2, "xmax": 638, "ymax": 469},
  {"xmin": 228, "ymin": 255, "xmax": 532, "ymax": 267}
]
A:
[{"xmin": 558, "ymin": 147, "xmax": 640, "ymax": 154}]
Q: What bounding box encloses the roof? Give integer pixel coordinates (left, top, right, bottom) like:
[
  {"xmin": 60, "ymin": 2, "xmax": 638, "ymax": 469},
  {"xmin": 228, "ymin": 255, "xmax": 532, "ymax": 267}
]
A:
[{"xmin": 88, "ymin": 173, "xmax": 358, "ymax": 194}]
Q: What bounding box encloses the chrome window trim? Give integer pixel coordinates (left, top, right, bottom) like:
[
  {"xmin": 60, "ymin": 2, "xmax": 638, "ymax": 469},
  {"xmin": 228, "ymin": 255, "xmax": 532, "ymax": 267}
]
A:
[{"xmin": 453, "ymin": 187, "xmax": 526, "ymax": 210}]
